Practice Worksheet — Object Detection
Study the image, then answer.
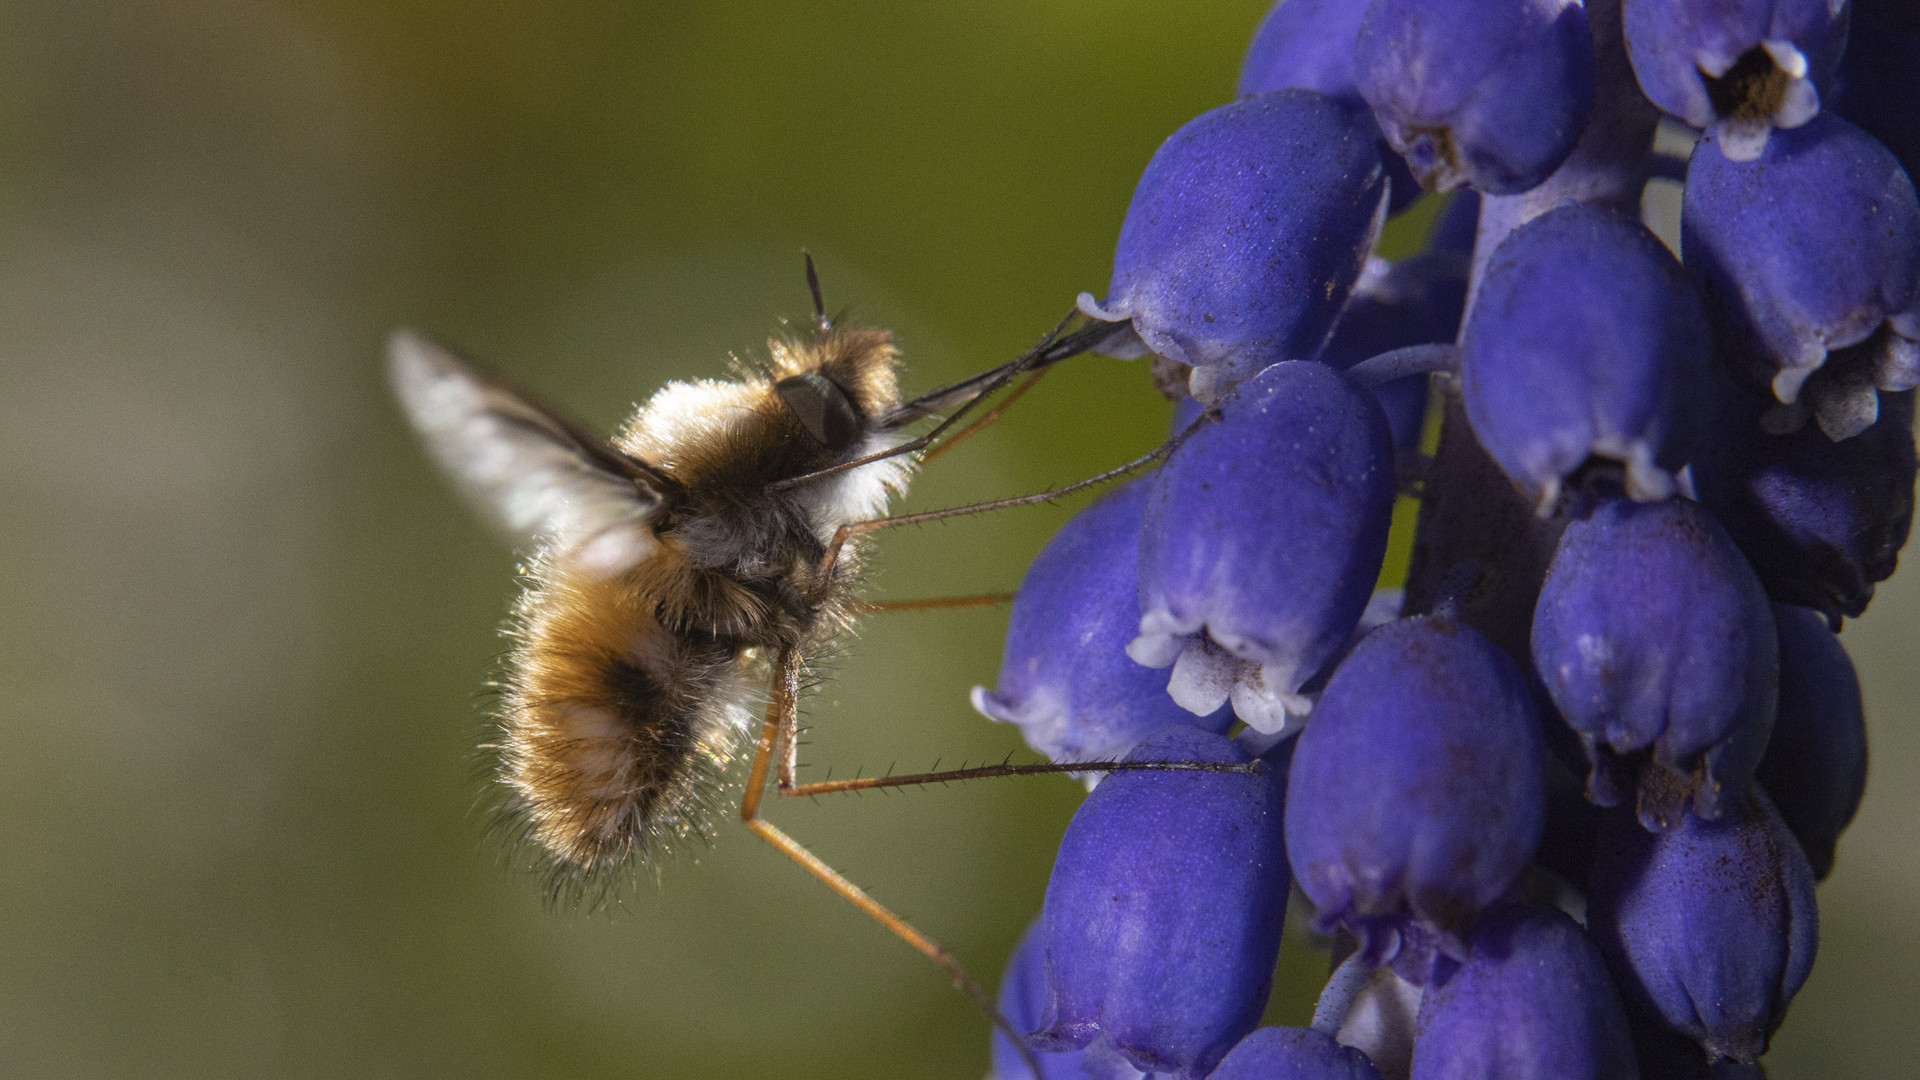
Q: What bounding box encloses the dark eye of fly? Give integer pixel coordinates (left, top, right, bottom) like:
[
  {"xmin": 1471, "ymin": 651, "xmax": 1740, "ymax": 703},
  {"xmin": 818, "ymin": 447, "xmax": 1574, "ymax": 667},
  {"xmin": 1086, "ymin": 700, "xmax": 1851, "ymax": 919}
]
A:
[{"xmin": 775, "ymin": 371, "xmax": 861, "ymax": 452}]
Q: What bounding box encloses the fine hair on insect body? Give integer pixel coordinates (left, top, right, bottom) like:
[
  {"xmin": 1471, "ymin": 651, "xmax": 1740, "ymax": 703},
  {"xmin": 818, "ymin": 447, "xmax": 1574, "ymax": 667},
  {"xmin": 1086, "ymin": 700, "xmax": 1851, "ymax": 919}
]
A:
[{"xmin": 388, "ymin": 256, "xmax": 1253, "ymax": 1070}]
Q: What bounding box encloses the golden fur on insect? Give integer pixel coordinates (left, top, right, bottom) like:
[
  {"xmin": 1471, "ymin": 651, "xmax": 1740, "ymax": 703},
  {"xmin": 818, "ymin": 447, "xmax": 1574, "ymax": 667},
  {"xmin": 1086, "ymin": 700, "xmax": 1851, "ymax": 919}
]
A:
[{"xmin": 475, "ymin": 327, "xmax": 914, "ymax": 893}]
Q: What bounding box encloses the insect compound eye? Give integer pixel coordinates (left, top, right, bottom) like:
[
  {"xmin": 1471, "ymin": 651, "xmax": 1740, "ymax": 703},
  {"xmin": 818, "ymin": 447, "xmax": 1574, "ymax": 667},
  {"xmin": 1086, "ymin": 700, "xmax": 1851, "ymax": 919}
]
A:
[{"xmin": 775, "ymin": 371, "xmax": 862, "ymax": 452}]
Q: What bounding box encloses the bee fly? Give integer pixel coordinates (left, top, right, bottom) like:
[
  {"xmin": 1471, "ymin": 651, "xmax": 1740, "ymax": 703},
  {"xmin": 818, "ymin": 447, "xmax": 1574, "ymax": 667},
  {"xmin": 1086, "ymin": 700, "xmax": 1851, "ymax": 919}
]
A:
[{"xmin": 388, "ymin": 256, "xmax": 1242, "ymax": 1067}]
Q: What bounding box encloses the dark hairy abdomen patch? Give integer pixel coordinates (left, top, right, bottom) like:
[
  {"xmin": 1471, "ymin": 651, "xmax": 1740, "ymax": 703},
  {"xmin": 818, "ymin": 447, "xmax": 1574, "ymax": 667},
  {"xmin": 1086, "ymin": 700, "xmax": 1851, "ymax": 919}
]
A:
[{"xmin": 500, "ymin": 563, "xmax": 756, "ymax": 887}]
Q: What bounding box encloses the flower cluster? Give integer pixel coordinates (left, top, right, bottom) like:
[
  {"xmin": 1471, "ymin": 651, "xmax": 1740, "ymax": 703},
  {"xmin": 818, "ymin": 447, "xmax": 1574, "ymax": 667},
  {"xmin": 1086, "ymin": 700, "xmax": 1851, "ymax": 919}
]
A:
[{"xmin": 974, "ymin": 1, "xmax": 1916, "ymax": 1076}]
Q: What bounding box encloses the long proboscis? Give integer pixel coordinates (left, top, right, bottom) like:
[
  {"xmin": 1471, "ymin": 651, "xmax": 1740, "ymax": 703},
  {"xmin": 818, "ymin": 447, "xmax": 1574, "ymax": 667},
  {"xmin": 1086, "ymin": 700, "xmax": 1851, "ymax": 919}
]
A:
[
  {"xmin": 764, "ymin": 312, "xmax": 1132, "ymax": 494},
  {"xmin": 875, "ymin": 317, "xmax": 1132, "ymax": 430}
]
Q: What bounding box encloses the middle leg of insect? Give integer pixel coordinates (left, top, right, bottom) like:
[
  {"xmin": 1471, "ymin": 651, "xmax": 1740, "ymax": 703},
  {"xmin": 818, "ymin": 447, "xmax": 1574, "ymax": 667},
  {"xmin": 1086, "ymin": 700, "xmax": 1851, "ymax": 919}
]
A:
[{"xmin": 738, "ymin": 426, "xmax": 1260, "ymax": 1075}]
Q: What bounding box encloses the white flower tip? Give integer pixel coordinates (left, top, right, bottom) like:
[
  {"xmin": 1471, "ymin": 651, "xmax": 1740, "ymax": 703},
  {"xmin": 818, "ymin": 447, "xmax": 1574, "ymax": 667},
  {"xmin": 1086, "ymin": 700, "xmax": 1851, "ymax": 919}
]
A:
[
  {"xmin": 1623, "ymin": 460, "xmax": 1675, "ymax": 503},
  {"xmin": 1188, "ymin": 363, "xmax": 1226, "ymax": 403},
  {"xmin": 1596, "ymin": 437, "xmax": 1673, "ymax": 503},
  {"xmin": 1877, "ymin": 330, "xmax": 1920, "ymax": 391},
  {"xmin": 1222, "ymin": 661, "xmax": 1314, "ymax": 735},
  {"xmin": 1335, "ymin": 967, "xmax": 1424, "ymax": 1078},
  {"xmin": 1128, "ymin": 608, "xmax": 1193, "ymax": 668},
  {"xmin": 1812, "ymin": 381, "xmax": 1880, "ymax": 441},
  {"xmin": 1715, "ymin": 119, "xmax": 1772, "ymax": 162},
  {"xmin": 1534, "ymin": 476, "xmax": 1562, "ymax": 518},
  {"xmin": 1776, "ymin": 82, "xmax": 1820, "ymax": 129},
  {"xmin": 968, "ymin": 685, "xmax": 1001, "ymax": 721},
  {"xmin": 1167, "ymin": 639, "xmax": 1235, "ymax": 717},
  {"xmin": 1695, "ymin": 48, "xmax": 1737, "ymax": 80},
  {"xmin": 1772, "ymin": 352, "xmax": 1825, "ymax": 404},
  {"xmin": 1076, "ymin": 291, "xmax": 1126, "ymax": 322},
  {"xmin": 1761, "ymin": 39, "xmax": 1809, "ymax": 80},
  {"xmin": 1229, "ymin": 681, "xmax": 1293, "ymax": 735}
]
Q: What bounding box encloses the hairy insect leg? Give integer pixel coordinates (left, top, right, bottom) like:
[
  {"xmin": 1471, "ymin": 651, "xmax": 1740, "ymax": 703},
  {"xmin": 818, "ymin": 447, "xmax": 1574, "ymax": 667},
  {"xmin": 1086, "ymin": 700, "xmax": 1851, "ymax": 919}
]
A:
[
  {"xmin": 814, "ymin": 410, "xmax": 1208, "ymax": 588},
  {"xmin": 919, "ymin": 367, "xmax": 1049, "ymax": 465},
  {"xmin": 781, "ymin": 756, "xmax": 1261, "ymax": 798},
  {"xmin": 739, "ymin": 647, "xmax": 1048, "ymax": 1080},
  {"xmin": 849, "ymin": 593, "xmax": 1014, "ymax": 615}
]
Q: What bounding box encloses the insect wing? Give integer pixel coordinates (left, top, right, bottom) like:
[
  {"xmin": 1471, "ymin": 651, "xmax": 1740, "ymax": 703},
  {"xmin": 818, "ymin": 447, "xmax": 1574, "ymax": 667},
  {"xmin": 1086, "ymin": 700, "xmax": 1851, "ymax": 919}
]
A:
[{"xmin": 387, "ymin": 329, "xmax": 669, "ymax": 577}]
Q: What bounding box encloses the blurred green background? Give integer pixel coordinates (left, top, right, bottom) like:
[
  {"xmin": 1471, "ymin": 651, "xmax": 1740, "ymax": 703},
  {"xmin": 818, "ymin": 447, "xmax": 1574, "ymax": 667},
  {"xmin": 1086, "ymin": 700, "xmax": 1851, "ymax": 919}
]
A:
[{"xmin": 0, "ymin": 2, "xmax": 1913, "ymax": 1077}]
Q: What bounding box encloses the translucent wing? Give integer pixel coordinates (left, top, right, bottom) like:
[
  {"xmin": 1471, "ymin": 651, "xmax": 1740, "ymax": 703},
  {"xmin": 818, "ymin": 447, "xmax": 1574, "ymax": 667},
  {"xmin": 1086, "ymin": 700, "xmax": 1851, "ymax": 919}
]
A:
[{"xmin": 387, "ymin": 329, "xmax": 677, "ymax": 577}]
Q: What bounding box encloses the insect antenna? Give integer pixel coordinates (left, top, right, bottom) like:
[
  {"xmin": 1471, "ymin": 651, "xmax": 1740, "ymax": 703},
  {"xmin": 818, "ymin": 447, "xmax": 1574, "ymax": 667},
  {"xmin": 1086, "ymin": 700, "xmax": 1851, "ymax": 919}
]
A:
[{"xmin": 802, "ymin": 250, "xmax": 830, "ymax": 335}]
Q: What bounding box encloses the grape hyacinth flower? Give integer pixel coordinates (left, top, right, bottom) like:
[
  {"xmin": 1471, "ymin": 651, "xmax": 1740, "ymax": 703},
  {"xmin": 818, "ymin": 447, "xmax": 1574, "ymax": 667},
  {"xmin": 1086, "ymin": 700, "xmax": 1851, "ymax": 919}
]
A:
[
  {"xmin": 1587, "ymin": 793, "xmax": 1819, "ymax": 1064},
  {"xmin": 1355, "ymin": 0, "xmax": 1595, "ymax": 194},
  {"xmin": 1683, "ymin": 112, "xmax": 1920, "ymax": 437},
  {"xmin": 1209, "ymin": 1026, "xmax": 1386, "ymax": 1080},
  {"xmin": 971, "ymin": 3, "xmax": 1910, "ymax": 1076},
  {"xmin": 1622, "ymin": 0, "xmax": 1851, "ymax": 161},
  {"xmin": 1532, "ymin": 496, "xmax": 1779, "ymax": 828},
  {"xmin": 1285, "ymin": 611, "xmax": 1547, "ymax": 971},
  {"xmin": 1078, "ymin": 90, "xmax": 1388, "ymax": 401},
  {"xmin": 973, "ymin": 480, "xmax": 1232, "ymax": 768},
  {"xmin": 1036, "ymin": 728, "xmax": 1289, "ymax": 1079},
  {"xmin": 1693, "ymin": 383, "xmax": 1917, "ymax": 619},
  {"xmin": 1129, "ymin": 360, "xmax": 1395, "ymax": 734},
  {"xmin": 1461, "ymin": 202, "xmax": 1712, "ymax": 509},
  {"xmin": 1409, "ymin": 904, "xmax": 1639, "ymax": 1080},
  {"xmin": 1238, "ymin": 0, "xmax": 1422, "ymax": 213}
]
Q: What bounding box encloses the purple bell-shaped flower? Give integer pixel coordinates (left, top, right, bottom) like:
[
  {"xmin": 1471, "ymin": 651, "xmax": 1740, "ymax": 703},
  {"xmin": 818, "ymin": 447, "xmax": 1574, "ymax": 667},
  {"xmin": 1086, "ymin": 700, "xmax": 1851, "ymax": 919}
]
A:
[
  {"xmin": 973, "ymin": 480, "xmax": 1232, "ymax": 766},
  {"xmin": 1286, "ymin": 613, "xmax": 1547, "ymax": 966},
  {"xmin": 1036, "ymin": 728, "xmax": 1289, "ymax": 1079},
  {"xmin": 1238, "ymin": 0, "xmax": 1422, "ymax": 214},
  {"xmin": 1532, "ymin": 496, "xmax": 1780, "ymax": 829},
  {"xmin": 1409, "ymin": 904, "xmax": 1639, "ymax": 1080},
  {"xmin": 1692, "ymin": 384, "xmax": 1916, "ymax": 620},
  {"xmin": 1355, "ymin": 0, "xmax": 1595, "ymax": 194},
  {"xmin": 1462, "ymin": 202, "xmax": 1712, "ymax": 511},
  {"xmin": 1587, "ymin": 793, "xmax": 1819, "ymax": 1064},
  {"xmin": 1755, "ymin": 604, "xmax": 1867, "ymax": 879},
  {"xmin": 1623, "ymin": 0, "xmax": 1850, "ymax": 161},
  {"xmin": 1210, "ymin": 1026, "xmax": 1385, "ymax": 1080},
  {"xmin": 1079, "ymin": 91, "xmax": 1388, "ymax": 401},
  {"xmin": 1683, "ymin": 112, "xmax": 1920, "ymax": 437},
  {"xmin": 991, "ymin": 918, "xmax": 1139, "ymax": 1080},
  {"xmin": 1239, "ymin": 0, "xmax": 1370, "ymax": 104},
  {"xmin": 1130, "ymin": 361, "xmax": 1396, "ymax": 734}
]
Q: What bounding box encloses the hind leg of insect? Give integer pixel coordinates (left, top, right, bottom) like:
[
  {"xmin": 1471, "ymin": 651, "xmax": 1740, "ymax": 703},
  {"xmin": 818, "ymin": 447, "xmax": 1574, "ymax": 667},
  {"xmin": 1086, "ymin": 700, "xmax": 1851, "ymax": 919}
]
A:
[
  {"xmin": 738, "ymin": 645, "xmax": 1049, "ymax": 1080},
  {"xmin": 737, "ymin": 412, "xmax": 1233, "ymax": 1075}
]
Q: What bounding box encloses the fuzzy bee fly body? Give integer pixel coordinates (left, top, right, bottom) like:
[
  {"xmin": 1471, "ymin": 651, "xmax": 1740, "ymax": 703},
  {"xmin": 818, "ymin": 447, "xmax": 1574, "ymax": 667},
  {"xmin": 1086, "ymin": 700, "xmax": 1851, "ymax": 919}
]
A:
[
  {"xmin": 391, "ymin": 269, "xmax": 1241, "ymax": 1073},
  {"xmin": 390, "ymin": 317, "xmax": 921, "ymax": 881}
]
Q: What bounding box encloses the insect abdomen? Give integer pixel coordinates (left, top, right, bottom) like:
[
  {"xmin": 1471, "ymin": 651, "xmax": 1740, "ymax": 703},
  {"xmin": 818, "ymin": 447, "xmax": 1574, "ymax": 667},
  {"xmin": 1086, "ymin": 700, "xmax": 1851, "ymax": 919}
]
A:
[{"xmin": 500, "ymin": 561, "xmax": 755, "ymax": 874}]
